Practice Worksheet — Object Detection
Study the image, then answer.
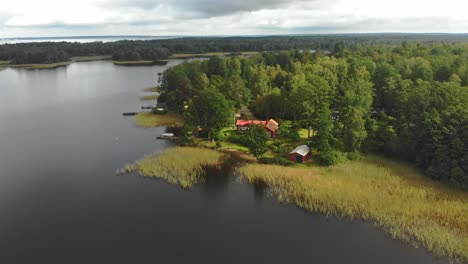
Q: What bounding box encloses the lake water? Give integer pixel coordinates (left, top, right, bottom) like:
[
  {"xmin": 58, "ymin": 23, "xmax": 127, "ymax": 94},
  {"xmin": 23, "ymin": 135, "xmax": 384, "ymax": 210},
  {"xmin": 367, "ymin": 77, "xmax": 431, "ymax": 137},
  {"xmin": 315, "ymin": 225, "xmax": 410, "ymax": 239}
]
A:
[
  {"xmin": 0, "ymin": 36, "xmax": 178, "ymax": 44},
  {"xmin": 0, "ymin": 61, "xmax": 448, "ymax": 263}
]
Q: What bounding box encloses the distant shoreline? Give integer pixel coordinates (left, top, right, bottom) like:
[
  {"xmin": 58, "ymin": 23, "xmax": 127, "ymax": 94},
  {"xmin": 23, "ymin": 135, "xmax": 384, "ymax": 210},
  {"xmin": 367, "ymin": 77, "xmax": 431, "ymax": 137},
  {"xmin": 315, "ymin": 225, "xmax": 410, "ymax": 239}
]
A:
[{"xmin": 1, "ymin": 52, "xmax": 261, "ymax": 70}]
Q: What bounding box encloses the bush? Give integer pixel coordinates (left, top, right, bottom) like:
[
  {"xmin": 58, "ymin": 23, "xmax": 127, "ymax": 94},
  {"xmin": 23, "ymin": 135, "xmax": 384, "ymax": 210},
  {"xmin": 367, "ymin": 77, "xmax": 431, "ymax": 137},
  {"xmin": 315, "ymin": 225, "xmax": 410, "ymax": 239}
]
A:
[
  {"xmin": 318, "ymin": 149, "xmax": 348, "ymax": 166},
  {"xmin": 259, "ymin": 157, "xmax": 295, "ymax": 166},
  {"xmin": 181, "ymin": 136, "xmax": 195, "ymax": 144},
  {"xmin": 227, "ymin": 133, "xmax": 249, "ymax": 146},
  {"xmin": 346, "ymin": 151, "xmax": 362, "ymax": 161},
  {"xmin": 279, "ymin": 121, "xmax": 300, "ymax": 141}
]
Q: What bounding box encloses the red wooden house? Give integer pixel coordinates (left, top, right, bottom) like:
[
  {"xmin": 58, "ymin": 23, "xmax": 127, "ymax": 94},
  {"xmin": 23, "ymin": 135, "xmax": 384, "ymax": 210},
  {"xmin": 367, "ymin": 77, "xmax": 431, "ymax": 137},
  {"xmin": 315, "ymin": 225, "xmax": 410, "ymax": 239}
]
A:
[{"xmin": 236, "ymin": 119, "xmax": 279, "ymax": 138}]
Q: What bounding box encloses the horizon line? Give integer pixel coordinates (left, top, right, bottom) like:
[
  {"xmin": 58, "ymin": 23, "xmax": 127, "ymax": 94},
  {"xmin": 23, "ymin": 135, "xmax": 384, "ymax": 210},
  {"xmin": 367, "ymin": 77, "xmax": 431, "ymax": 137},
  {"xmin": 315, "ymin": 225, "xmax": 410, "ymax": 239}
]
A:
[{"xmin": 2, "ymin": 32, "xmax": 468, "ymax": 40}]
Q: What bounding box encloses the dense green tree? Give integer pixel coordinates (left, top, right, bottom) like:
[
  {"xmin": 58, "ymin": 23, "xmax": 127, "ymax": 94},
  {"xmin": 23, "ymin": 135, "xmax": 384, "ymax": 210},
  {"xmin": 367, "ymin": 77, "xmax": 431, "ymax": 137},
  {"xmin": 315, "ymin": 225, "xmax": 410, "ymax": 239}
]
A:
[
  {"xmin": 339, "ymin": 66, "xmax": 374, "ymax": 152},
  {"xmin": 184, "ymin": 88, "xmax": 234, "ymax": 140},
  {"xmin": 245, "ymin": 125, "xmax": 269, "ymax": 158}
]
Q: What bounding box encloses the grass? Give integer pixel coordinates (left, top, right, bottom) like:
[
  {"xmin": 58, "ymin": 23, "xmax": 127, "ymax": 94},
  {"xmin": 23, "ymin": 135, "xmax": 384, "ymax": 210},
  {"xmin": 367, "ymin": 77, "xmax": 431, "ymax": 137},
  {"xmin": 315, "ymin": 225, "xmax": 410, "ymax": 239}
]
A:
[
  {"xmin": 238, "ymin": 156, "xmax": 468, "ymax": 261},
  {"xmin": 71, "ymin": 55, "xmax": 112, "ymax": 62},
  {"xmin": 220, "ymin": 141, "xmax": 250, "ymax": 152},
  {"xmin": 10, "ymin": 61, "xmax": 72, "ymax": 69},
  {"xmin": 0, "ymin": 61, "xmax": 9, "ymax": 71},
  {"xmin": 299, "ymin": 128, "xmax": 311, "ymax": 139},
  {"xmin": 143, "ymin": 87, "xmax": 159, "ymax": 93},
  {"xmin": 4, "ymin": 56, "xmax": 110, "ymax": 70},
  {"xmin": 112, "ymin": 60, "xmax": 158, "ymax": 66},
  {"xmin": 120, "ymin": 147, "xmax": 226, "ymax": 188},
  {"xmin": 140, "ymin": 94, "xmax": 159, "ymax": 101},
  {"xmin": 135, "ymin": 112, "xmax": 184, "ymax": 128}
]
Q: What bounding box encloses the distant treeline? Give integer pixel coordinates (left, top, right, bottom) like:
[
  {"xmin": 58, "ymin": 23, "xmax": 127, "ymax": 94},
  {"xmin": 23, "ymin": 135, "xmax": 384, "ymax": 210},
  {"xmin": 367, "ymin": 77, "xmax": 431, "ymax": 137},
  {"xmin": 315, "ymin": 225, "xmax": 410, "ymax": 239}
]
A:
[{"xmin": 2, "ymin": 34, "xmax": 468, "ymax": 64}]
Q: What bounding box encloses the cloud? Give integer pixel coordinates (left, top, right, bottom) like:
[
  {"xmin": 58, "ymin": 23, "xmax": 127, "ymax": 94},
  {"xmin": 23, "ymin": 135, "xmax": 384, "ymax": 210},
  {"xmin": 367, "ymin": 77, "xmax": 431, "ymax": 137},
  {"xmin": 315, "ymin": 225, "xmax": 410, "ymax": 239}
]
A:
[
  {"xmin": 96, "ymin": 0, "xmax": 309, "ymax": 18},
  {"xmin": 1, "ymin": 0, "xmax": 468, "ymax": 37}
]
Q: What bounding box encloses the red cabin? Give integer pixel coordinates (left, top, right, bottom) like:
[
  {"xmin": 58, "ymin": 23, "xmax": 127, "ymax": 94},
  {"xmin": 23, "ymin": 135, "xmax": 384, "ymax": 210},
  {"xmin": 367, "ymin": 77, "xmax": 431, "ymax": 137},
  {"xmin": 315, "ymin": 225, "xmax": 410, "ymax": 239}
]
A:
[{"xmin": 236, "ymin": 119, "xmax": 279, "ymax": 138}]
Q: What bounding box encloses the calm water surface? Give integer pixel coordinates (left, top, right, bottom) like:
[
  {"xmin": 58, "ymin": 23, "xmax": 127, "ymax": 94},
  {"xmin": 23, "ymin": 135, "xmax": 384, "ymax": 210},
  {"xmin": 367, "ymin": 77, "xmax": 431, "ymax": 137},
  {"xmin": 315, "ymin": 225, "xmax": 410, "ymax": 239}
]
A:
[{"xmin": 0, "ymin": 61, "xmax": 448, "ymax": 263}]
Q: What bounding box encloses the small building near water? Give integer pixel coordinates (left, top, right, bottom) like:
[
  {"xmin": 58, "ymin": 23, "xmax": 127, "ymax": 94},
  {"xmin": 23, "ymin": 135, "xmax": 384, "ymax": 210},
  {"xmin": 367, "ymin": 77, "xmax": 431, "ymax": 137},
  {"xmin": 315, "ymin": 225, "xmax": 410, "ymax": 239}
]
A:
[{"xmin": 289, "ymin": 145, "xmax": 311, "ymax": 163}]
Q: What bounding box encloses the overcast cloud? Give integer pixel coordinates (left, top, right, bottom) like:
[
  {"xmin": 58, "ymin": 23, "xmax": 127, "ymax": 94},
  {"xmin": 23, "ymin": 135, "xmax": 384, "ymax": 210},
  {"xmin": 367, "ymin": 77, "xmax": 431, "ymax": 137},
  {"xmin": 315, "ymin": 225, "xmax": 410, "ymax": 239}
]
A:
[{"xmin": 0, "ymin": 0, "xmax": 467, "ymax": 37}]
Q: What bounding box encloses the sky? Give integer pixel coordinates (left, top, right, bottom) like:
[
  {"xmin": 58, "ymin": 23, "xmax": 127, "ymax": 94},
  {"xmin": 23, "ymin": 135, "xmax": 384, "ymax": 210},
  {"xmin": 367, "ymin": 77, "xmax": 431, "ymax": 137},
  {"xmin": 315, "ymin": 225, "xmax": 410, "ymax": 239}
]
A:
[{"xmin": 0, "ymin": 0, "xmax": 467, "ymax": 38}]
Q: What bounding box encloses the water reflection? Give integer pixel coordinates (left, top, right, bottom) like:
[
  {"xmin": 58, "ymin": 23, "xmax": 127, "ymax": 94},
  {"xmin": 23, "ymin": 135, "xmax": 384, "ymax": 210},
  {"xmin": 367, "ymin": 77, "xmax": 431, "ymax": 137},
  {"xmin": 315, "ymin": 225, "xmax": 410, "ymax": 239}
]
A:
[{"xmin": 0, "ymin": 62, "xmax": 448, "ymax": 264}]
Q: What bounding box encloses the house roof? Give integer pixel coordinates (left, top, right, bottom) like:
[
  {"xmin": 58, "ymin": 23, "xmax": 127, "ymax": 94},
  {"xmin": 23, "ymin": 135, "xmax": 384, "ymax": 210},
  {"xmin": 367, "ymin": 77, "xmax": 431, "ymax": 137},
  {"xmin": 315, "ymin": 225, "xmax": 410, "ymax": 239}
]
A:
[
  {"xmin": 265, "ymin": 119, "xmax": 279, "ymax": 132},
  {"xmin": 236, "ymin": 120, "xmax": 267, "ymax": 127},
  {"xmin": 289, "ymin": 145, "xmax": 311, "ymax": 156}
]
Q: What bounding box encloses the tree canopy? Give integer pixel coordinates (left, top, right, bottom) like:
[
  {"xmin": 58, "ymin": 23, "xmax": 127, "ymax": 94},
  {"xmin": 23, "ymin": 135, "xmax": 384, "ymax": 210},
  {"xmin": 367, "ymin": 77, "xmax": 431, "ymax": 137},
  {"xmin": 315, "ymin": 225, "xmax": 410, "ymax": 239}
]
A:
[{"xmin": 159, "ymin": 42, "xmax": 468, "ymax": 188}]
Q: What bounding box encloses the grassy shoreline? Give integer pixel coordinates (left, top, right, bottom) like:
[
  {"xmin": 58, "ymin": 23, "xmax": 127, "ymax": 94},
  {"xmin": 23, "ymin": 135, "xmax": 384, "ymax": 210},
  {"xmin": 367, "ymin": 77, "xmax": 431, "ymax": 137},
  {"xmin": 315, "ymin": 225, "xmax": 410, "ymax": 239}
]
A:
[
  {"xmin": 238, "ymin": 157, "xmax": 468, "ymax": 261},
  {"xmin": 120, "ymin": 147, "xmax": 227, "ymax": 188},
  {"xmin": 6, "ymin": 56, "xmax": 112, "ymax": 69},
  {"xmin": 121, "ymin": 120, "xmax": 468, "ymax": 260},
  {"xmin": 140, "ymin": 94, "xmax": 159, "ymax": 101},
  {"xmin": 112, "ymin": 60, "xmax": 165, "ymax": 66},
  {"xmin": 125, "ymin": 107, "xmax": 468, "ymax": 261},
  {"xmin": 134, "ymin": 112, "xmax": 183, "ymax": 128},
  {"xmin": 2, "ymin": 51, "xmax": 260, "ymax": 69}
]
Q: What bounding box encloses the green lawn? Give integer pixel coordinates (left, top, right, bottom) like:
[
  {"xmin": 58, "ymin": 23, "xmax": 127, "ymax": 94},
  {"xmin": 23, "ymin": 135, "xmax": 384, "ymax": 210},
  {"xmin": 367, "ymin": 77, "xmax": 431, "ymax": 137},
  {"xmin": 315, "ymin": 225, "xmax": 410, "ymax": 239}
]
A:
[
  {"xmin": 220, "ymin": 141, "xmax": 249, "ymax": 152},
  {"xmin": 299, "ymin": 128, "xmax": 312, "ymax": 139}
]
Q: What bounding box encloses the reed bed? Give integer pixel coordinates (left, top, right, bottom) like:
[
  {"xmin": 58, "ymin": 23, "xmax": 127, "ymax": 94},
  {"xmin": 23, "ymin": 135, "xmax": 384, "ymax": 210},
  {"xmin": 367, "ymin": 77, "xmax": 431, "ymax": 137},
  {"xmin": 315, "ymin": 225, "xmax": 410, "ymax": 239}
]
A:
[
  {"xmin": 238, "ymin": 156, "xmax": 468, "ymax": 261},
  {"xmin": 123, "ymin": 147, "xmax": 226, "ymax": 188},
  {"xmin": 140, "ymin": 95, "xmax": 159, "ymax": 101},
  {"xmin": 135, "ymin": 112, "xmax": 183, "ymax": 128},
  {"xmin": 143, "ymin": 87, "xmax": 159, "ymax": 93}
]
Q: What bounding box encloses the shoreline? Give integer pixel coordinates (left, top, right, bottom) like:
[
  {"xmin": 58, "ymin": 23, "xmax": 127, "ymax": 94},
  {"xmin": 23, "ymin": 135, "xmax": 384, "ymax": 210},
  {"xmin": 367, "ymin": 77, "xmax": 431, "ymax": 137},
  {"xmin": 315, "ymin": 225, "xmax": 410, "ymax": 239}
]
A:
[
  {"xmin": 124, "ymin": 110, "xmax": 468, "ymax": 262},
  {"xmin": 124, "ymin": 142, "xmax": 468, "ymax": 262},
  {"xmin": 2, "ymin": 51, "xmax": 262, "ymax": 70}
]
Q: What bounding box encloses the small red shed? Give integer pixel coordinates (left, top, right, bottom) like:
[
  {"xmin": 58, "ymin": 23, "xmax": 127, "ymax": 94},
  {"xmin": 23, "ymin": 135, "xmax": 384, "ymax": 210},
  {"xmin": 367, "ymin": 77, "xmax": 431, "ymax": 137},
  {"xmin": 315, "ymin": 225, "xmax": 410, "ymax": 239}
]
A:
[{"xmin": 289, "ymin": 145, "xmax": 311, "ymax": 163}]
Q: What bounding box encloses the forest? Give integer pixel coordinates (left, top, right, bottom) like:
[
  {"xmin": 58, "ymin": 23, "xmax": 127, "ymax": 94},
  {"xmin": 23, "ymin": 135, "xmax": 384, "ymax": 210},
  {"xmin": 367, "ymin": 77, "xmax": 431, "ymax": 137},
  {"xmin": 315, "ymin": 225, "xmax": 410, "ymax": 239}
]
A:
[
  {"xmin": 2, "ymin": 34, "xmax": 468, "ymax": 64},
  {"xmin": 157, "ymin": 42, "xmax": 468, "ymax": 189}
]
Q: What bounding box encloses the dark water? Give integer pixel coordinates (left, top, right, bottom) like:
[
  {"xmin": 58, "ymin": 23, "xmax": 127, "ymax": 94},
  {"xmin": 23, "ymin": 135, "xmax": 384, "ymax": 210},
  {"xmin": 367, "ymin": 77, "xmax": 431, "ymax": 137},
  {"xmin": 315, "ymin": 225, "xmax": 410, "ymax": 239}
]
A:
[{"xmin": 0, "ymin": 62, "xmax": 447, "ymax": 263}]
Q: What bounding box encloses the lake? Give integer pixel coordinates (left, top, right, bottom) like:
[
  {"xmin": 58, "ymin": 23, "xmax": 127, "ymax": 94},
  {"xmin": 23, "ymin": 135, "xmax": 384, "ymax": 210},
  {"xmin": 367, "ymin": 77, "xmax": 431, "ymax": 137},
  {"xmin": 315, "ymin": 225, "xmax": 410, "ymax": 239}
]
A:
[
  {"xmin": 0, "ymin": 61, "xmax": 448, "ymax": 263},
  {"xmin": 0, "ymin": 36, "xmax": 178, "ymax": 44}
]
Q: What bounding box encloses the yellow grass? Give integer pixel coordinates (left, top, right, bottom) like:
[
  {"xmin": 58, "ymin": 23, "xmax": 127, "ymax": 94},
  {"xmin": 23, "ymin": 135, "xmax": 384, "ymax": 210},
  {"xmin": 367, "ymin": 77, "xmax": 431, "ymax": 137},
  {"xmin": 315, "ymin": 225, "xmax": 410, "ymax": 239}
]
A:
[
  {"xmin": 113, "ymin": 60, "xmax": 154, "ymax": 65},
  {"xmin": 143, "ymin": 87, "xmax": 159, "ymax": 93},
  {"xmin": 135, "ymin": 112, "xmax": 184, "ymax": 128},
  {"xmin": 6, "ymin": 56, "xmax": 109, "ymax": 70},
  {"xmin": 238, "ymin": 156, "xmax": 468, "ymax": 261},
  {"xmin": 70, "ymin": 55, "xmax": 112, "ymax": 62},
  {"xmin": 122, "ymin": 147, "xmax": 226, "ymax": 188},
  {"xmin": 140, "ymin": 94, "xmax": 159, "ymax": 101},
  {"xmin": 10, "ymin": 61, "xmax": 71, "ymax": 69}
]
